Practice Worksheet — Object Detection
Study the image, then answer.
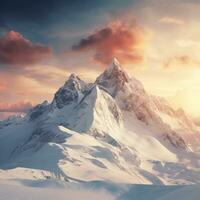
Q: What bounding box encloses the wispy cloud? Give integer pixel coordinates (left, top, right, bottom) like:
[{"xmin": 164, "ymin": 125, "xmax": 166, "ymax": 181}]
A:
[
  {"xmin": 164, "ymin": 55, "xmax": 200, "ymax": 68},
  {"xmin": 159, "ymin": 17, "xmax": 185, "ymax": 25}
]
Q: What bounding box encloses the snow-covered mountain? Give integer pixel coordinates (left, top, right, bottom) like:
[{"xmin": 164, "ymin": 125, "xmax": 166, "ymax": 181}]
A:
[{"xmin": 1, "ymin": 58, "xmax": 200, "ymax": 185}]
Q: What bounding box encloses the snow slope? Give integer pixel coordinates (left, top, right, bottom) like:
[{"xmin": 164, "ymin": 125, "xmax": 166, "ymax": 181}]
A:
[
  {"xmin": 0, "ymin": 58, "xmax": 200, "ymax": 186},
  {"xmin": 0, "ymin": 179, "xmax": 200, "ymax": 200}
]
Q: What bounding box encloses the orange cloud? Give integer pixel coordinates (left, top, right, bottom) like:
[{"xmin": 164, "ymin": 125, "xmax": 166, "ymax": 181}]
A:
[
  {"xmin": 72, "ymin": 21, "xmax": 149, "ymax": 65},
  {"xmin": 0, "ymin": 31, "xmax": 52, "ymax": 66},
  {"xmin": 0, "ymin": 101, "xmax": 34, "ymax": 112}
]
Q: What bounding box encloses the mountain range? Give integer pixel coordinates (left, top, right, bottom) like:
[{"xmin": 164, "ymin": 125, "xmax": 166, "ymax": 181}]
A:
[{"xmin": 0, "ymin": 58, "xmax": 200, "ymax": 185}]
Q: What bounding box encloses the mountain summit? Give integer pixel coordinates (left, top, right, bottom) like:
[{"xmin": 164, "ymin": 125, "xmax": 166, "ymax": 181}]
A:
[
  {"xmin": 0, "ymin": 59, "xmax": 200, "ymax": 185},
  {"xmin": 53, "ymin": 73, "xmax": 89, "ymax": 108},
  {"xmin": 96, "ymin": 58, "xmax": 130, "ymax": 96}
]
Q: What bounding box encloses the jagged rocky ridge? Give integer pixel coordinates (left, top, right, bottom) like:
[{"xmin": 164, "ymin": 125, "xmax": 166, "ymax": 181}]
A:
[{"xmin": 0, "ymin": 58, "xmax": 200, "ymax": 185}]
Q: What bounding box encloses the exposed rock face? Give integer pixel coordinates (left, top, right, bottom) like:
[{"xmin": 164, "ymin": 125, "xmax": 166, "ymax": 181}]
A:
[{"xmin": 53, "ymin": 74, "xmax": 90, "ymax": 109}]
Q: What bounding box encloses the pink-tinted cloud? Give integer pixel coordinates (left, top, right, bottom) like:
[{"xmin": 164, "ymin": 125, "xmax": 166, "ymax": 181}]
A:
[
  {"xmin": 0, "ymin": 101, "xmax": 34, "ymax": 112},
  {"xmin": 0, "ymin": 31, "xmax": 52, "ymax": 65},
  {"xmin": 72, "ymin": 21, "xmax": 148, "ymax": 65}
]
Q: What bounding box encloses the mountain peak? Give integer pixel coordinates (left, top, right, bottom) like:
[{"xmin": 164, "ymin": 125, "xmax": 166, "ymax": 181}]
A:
[
  {"xmin": 95, "ymin": 58, "xmax": 130, "ymax": 96},
  {"xmin": 64, "ymin": 73, "xmax": 82, "ymax": 90},
  {"xmin": 97, "ymin": 58, "xmax": 129, "ymax": 79},
  {"xmin": 111, "ymin": 57, "xmax": 121, "ymax": 69},
  {"xmin": 106, "ymin": 58, "xmax": 124, "ymax": 76},
  {"xmin": 52, "ymin": 74, "xmax": 89, "ymax": 108},
  {"xmin": 68, "ymin": 73, "xmax": 79, "ymax": 80}
]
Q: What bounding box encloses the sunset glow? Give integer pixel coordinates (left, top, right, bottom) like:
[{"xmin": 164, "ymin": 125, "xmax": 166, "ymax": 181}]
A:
[
  {"xmin": 2, "ymin": 1, "xmax": 200, "ymax": 198},
  {"xmin": 0, "ymin": 0, "xmax": 200, "ymax": 119}
]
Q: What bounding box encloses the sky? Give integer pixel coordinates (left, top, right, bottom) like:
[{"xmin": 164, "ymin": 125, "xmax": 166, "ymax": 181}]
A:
[{"xmin": 0, "ymin": 0, "xmax": 200, "ymax": 119}]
